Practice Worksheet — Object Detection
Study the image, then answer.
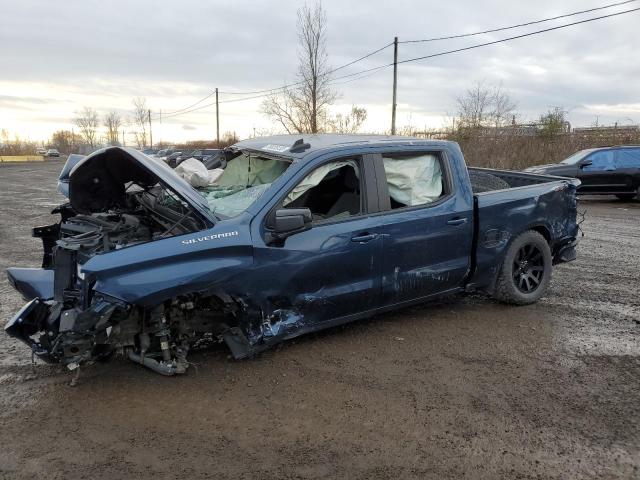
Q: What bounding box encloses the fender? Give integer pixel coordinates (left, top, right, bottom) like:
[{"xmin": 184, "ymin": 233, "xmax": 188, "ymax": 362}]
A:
[{"xmin": 82, "ymin": 217, "xmax": 254, "ymax": 307}]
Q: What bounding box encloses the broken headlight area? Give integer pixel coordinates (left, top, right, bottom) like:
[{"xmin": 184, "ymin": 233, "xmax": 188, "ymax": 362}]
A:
[
  {"xmin": 5, "ymin": 294, "xmax": 128, "ymax": 365},
  {"xmin": 5, "ymin": 292, "xmax": 238, "ymax": 377},
  {"xmin": 8, "ymin": 294, "xmax": 128, "ymax": 364}
]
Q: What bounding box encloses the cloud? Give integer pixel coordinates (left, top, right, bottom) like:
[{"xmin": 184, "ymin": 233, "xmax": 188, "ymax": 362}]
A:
[{"xmin": 1, "ymin": 0, "xmax": 639, "ymax": 139}]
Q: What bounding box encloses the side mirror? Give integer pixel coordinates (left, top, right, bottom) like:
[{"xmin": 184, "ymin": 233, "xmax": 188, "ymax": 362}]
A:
[
  {"xmin": 267, "ymin": 208, "xmax": 312, "ymax": 243},
  {"xmin": 579, "ymin": 160, "xmax": 592, "ymax": 168}
]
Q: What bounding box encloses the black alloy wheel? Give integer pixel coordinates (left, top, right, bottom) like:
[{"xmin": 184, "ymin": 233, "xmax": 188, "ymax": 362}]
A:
[{"xmin": 513, "ymin": 243, "xmax": 545, "ymax": 294}]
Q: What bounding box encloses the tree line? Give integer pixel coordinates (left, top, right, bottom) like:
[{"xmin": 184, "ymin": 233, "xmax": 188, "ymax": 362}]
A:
[{"xmin": 65, "ymin": 96, "xmax": 149, "ymax": 150}]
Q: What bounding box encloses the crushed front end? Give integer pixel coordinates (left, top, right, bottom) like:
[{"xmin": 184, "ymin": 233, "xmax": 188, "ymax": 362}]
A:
[{"xmin": 4, "ymin": 147, "xmax": 226, "ymax": 376}]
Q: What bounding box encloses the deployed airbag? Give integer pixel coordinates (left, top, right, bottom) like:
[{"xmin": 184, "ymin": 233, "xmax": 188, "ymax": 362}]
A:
[
  {"xmin": 175, "ymin": 158, "xmax": 211, "ymax": 188},
  {"xmin": 217, "ymin": 154, "xmax": 288, "ymax": 187},
  {"xmin": 382, "ymin": 154, "xmax": 442, "ymax": 206},
  {"xmin": 284, "ymin": 160, "xmax": 358, "ymax": 205}
]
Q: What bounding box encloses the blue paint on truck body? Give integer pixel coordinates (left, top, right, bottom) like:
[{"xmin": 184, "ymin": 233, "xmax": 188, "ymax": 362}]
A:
[{"xmin": 5, "ymin": 136, "xmax": 580, "ymax": 367}]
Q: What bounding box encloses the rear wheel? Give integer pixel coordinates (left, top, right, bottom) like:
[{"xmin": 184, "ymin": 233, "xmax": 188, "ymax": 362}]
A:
[
  {"xmin": 493, "ymin": 230, "xmax": 552, "ymax": 305},
  {"xmin": 615, "ymin": 192, "xmax": 637, "ymax": 201},
  {"xmin": 469, "ymin": 171, "xmax": 510, "ymax": 193}
]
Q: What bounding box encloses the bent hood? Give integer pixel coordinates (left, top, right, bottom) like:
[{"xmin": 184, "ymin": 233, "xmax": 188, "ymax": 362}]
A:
[
  {"xmin": 58, "ymin": 153, "xmax": 86, "ymax": 196},
  {"xmin": 68, "ymin": 146, "xmax": 215, "ymax": 223}
]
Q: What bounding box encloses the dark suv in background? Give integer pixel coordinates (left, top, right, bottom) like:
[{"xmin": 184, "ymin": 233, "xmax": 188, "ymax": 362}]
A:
[
  {"xmin": 525, "ymin": 145, "xmax": 640, "ymax": 200},
  {"xmin": 176, "ymin": 148, "xmax": 220, "ymax": 164}
]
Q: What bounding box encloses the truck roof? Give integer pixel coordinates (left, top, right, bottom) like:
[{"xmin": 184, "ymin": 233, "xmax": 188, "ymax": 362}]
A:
[{"xmin": 233, "ymin": 134, "xmax": 454, "ymax": 160}]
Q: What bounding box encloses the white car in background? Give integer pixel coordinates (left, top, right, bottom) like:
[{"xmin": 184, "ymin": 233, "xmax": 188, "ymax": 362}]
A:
[{"xmin": 45, "ymin": 149, "xmax": 60, "ymax": 157}]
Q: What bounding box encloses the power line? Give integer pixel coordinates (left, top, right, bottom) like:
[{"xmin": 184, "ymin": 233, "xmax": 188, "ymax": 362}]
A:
[
  {"xmin": 156, "ymin": 5, "xmax": 640, "ymax": 121},
  {"xmin": 157, "ymin": 65, "xmax": 391, "ymax": 120},
  {"xmin": 160, "ymin": 90, "xmax": 217, "ymax": 116},
  {"xmin": 319, "ymin": 4, "xmax": 640, "ymax": 81},
  {"xmin": 400, "ymin": 0, "xmax": 638, "ymax": 43},
  {"xmin": 156, "ymin": 42, "xmax": 393, "ymax": 119},
  {"xmin": 395, "ymin": 6, "xmax": 640, "ymax": 65},
  {"xmin": 217, "ymin": 41, "xmax": 394, "ymax": 96}
]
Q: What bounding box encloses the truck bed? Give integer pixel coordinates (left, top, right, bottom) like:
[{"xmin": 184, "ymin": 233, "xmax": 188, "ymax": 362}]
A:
[
  {"xmin": 468, "ymin": 166, "xmax": 580, "ymax": 191},
  {"xmin": 467, "ymin": 167, "xmax": 581, "ymax": 291}
]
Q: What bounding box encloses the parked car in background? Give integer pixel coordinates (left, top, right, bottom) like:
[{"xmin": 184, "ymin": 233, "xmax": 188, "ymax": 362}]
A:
[
  {"xmin": 525, "ymin": 145, "xmax": 640, "ymax": 200},
  {"xmin": 142, "ymin": 148, "xmax": 158, "ymax": 156},
  {"xmin": 164, "ymin": 151, "xmax": 183, "ymax": 167},
  {"xmin": 36, "ymin": 148, "xmax": 47, "ymax": 155},
  {"xmin": 176, "ymin": 148, "xmax": 221, "ymax": 165},
  {"xmin": 45, "ymin": 149, "xmax": 60, "ymax": 157}
]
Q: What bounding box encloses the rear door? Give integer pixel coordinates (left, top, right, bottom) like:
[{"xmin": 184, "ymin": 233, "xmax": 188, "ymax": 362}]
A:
[
  {"xmin": 372, "ymin": 150, "xmax": 474, "ymax": 306},
  {"xmin": 614, "ymin": 148, "xmax": 640, "ymax": 193},
  {"xmin": 578, "ymin": 149, "xmax": 626, "ymax": 193}
]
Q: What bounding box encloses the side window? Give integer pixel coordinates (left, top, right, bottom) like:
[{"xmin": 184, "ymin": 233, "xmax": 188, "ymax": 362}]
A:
[
  {"xmin": 283, "ymin": 158, "xmax": 362, "ymax": 223},
  {"xmin": 583, "ymin": 150, "xmax": 615, "ymax": 171},
  {"xmin": 381, "ymin": 152, "xmax": 448, "ymax": 209},
  {"xmin": 615, "ymin": 149, "xmax": 640, "ymax": 168}
]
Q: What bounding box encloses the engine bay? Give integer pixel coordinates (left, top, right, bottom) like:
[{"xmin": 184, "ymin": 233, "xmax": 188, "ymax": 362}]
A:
[{"xmin": 58, "ymin": 187, "xmax": 205, "ymax": 259}]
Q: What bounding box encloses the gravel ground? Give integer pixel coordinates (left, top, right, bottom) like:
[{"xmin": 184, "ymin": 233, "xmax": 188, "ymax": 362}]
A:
[{"xmin": 0, "ymin": 159, "xmax": 638, "ymax": 479}]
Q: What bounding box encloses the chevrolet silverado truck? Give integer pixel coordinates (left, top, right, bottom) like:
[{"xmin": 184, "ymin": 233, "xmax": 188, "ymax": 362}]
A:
[{"xmin": 5, "ymin": 135, "xmax": 580, "ymax": 376}]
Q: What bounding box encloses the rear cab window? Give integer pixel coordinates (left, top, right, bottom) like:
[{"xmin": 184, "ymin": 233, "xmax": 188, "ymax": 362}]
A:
[{"xmin": 378, "ymin": 152, "xmax": 450, "ymax": 210}]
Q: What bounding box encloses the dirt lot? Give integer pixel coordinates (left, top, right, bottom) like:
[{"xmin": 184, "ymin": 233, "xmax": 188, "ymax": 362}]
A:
[{"xmin": 0, "ymin": 160, "xmax": 638, "ymax": 479}]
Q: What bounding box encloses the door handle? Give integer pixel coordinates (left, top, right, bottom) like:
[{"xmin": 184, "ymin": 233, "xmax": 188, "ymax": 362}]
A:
[
  {"xmin": 446, "ymin": 217, "xmax": 468, "ymax": 226},
  {"xmin": 351, "ymin": 233, "xmax": 379, "ymax": 243}
]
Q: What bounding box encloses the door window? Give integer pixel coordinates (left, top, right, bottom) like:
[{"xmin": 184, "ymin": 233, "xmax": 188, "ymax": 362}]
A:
[
  {"xmin": 283, "ymin": 158, "xmax": 362, "ymax": 223},
  {"xmin": 615, "ymin": 148, "xmax": 640, "ymax": 168},
  {"xmin": 380, "ymin": 153, "xmax": 448, "ymax": 209},
  {"xmin": 583, "ymin": 150, "xmax": 615, "ymax": 171}
]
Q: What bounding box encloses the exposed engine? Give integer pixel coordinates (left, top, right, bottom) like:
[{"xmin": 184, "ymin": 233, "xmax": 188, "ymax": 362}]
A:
[
  {"xmin": 13, "ymin": 186, "xmax": 230, "ymax": 378},
  {"xmin": 5, "ymin": 146, "xmax": 250, "ymax": 381}
]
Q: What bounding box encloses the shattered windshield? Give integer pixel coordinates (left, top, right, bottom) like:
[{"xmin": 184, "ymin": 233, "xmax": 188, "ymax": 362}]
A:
[{"xmin": 200, "ymin": 152, "xmax": 289, "ymax": 218}]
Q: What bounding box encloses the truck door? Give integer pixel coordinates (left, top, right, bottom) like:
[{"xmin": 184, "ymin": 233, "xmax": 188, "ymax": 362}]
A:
[
  {"xmin": 372, "ymin": 151, "xmax": 474, "ymax": 305},
  {"xmin": 253, "ymin": 154, "xmax": 383, "ymax": 328},
  {"xmin": 578, "ymin": 149, "xmax": 626, "ymax": 193},
  {"xmin": 613, "ymin": 148, "xmax": 640, "ymax": 193}
]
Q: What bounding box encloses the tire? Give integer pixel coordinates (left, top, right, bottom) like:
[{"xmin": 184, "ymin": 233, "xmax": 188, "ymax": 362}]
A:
[
  {"xmin": 469, "ymin": 171, "xmax": 511, "ymax": 193},
  {"xmin": 615, "ymin": 192, "xmax": 637, "ymax": 201},
  {"xmin": 493, "ymin": 230, "xmax": 552, "ymax": 305}
]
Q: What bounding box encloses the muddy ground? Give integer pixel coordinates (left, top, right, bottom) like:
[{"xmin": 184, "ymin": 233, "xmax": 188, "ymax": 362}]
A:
[{"xmin": 0, "ymin": 159, "xmax": 638, "ymax": 479}]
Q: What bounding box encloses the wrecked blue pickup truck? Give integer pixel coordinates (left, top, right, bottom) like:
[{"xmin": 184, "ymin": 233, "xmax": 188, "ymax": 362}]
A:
[{"xmin": 5, "ymin": 135, "xmax": 580, "ymax": 376}]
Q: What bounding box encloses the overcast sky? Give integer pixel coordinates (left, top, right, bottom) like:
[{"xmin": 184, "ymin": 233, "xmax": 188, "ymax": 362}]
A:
[{"xmin": 1, "ymin": 0, "xmax": 639, "ymax": 143}]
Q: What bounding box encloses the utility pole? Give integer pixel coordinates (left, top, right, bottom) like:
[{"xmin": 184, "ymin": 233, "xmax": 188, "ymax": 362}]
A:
[
  {"xmin": 121, "ymin": 129, "xmax": 125, "ymax": 147},
  {"xmin": 215, "ymin": 88, "xmax": 220, "ymax": 145},
  {"xmin": 391, "ymin": 36, "xmax": 398, "ymax": 135},
  {"xmin": 148, "ymin": 109, "xmax": 153, "ymax": 149}
]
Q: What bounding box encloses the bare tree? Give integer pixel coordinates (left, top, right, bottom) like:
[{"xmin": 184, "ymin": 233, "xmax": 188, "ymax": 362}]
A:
[
  {"xmin": 132, "ymin": 97, "xmax": 148, "ymax": 148},
  {"xmin": 261, "ymin": 1, "xmax": 337, "ymax": 133},
  {"xmin": 103, "ymin": 110, "xmax": 122, "ymax": 145},
  {"xmin": 490, "ymin": 84, "xmax": 517, "ymax": 128},
  {"xmin": 328, "ymin": 105, "xmax": 368, "ymax": 133},
  {"xmin": 50, "ymin": 130, "xmax": 82, "ymax": 154},
  {"xmin": 74, "ymin": 106, "xmax": 100, "ymax": 147},
  {"xmin": 456, "ymin": 81, "xmax": 516, "ymax": 129}
]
